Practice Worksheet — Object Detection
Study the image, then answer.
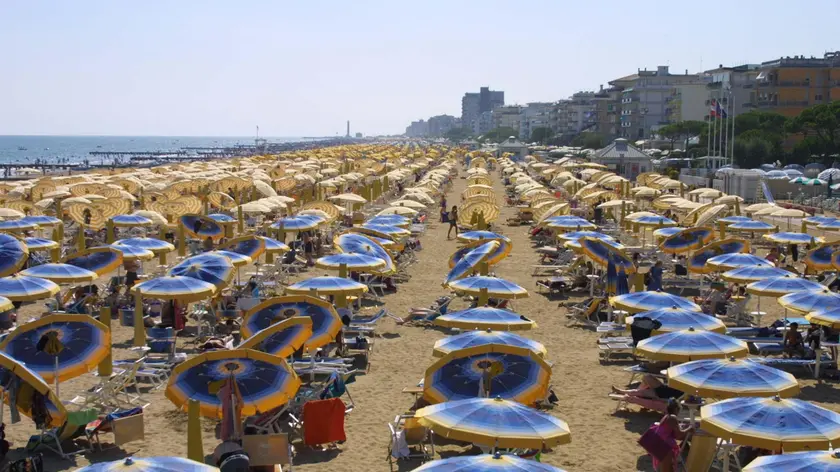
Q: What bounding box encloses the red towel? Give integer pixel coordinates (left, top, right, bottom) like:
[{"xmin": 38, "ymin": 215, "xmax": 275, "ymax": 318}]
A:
[{"xmin": 302, "ymin": 398, "xmax": 346, "ymax": 446}]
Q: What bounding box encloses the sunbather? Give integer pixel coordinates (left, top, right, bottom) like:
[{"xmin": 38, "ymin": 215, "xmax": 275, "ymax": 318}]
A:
[
  {"xmin": 784, "ymin": 322, "xmax": 806, "ymax": 358},
  {"xmin": 611, "ymin": 374, "xmax": 683, "ymax": 401}
]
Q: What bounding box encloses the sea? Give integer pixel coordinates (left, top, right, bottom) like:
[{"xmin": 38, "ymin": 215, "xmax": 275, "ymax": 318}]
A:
[{"xmin": 0, "ymin": 135, "xmax": 305, "ymax": 166}]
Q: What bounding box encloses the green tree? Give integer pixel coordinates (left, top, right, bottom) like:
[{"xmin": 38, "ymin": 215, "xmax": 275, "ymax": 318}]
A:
[
  {"xmin": 481, "ymin": 127, "xmax": 519, "ymax": 143},
  {"xmin": 444, "ymin": 127, "xmax": 472, "ymax": 142},
  {"xmin": 659, "ymin": 121, "xmax": 705, "ymax": 150},
  {"xmin": 733, "ymin": 136, "xmax": 773, "ymax": 169},
  {"xmin": 570, "ymin": 132, "xmax": 607, "ymax": 149},
  {"xmin": 786, "ymin": 101, "xmax": 840, "ymax": 164},
  {"xmin": 530, "ymin": 127, "xmax": 554, "ymax": 144}
]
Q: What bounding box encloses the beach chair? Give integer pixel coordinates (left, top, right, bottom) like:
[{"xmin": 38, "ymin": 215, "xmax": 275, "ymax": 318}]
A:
[
  {"xmin": 565, "ymin": 298, "xmax": 603, "ymax": 328},
  {"xmin": 244, "ymin": 405, "xmax": 289, "ymax": 435},
  {"xmin": 387, "ymin": 413, "xmax": 434, "ymax": 467},
  {"xmin": 84, "ymin": 407, "xmax": 144, "ymax": 451},
  {"xmin": 242, "ymin": 433, "xmax": 294, "ymax": 471},
  {"xmin": 598, "ymin": 342, "xmax": 636, "ymax": 362},
  {"xmin": 26, "ymin": 408, "xmax": 99, "ymax": 459}
]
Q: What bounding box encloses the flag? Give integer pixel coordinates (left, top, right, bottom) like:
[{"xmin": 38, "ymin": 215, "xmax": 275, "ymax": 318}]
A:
[
  {"xmin": 715, "ymin": 100, "xmax": 728, "ymax": 119},
  {"xmin": 709, "ymin": 99, "xmax": 718, "ymax": 118}
]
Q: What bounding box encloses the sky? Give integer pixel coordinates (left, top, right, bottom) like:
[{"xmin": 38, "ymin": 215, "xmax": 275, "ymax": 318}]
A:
[{"xmin": 0, "ymin": 1, "xmax": 837, "ymax": 137}]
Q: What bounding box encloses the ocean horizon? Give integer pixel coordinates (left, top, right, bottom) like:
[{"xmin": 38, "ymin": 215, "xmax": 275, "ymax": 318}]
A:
[{"xmin": 0, "ymin": 135, "xmax": 316, "ymax": 165}]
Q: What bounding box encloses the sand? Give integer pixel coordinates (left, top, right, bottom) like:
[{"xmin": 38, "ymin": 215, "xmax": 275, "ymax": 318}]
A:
[{"xmin": 4, "ymin": 164, "xmax": 839, "ymax": 471}]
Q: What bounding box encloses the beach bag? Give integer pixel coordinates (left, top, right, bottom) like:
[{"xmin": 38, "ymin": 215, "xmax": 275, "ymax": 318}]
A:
[{"xmin": 638, "ymin": 424, "xmax": 672, "ymax": 461}]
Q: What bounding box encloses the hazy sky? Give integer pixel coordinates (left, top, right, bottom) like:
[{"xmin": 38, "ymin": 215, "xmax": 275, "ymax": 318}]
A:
[{"xmin": 1, "ymin": 1, "xmax": 837, "ymax": 137}]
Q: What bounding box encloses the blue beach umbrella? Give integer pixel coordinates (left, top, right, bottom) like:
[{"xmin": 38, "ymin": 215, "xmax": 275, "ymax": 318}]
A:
[
  {"xmin": 62, "ymin": 247, "xmax": 123, "ymax": 276},
  {"xmin": 179, "ymin": 214, "xmax": 224, "ymax": 240},
  {"xmin": 357, "ymin": 224, "xmax": 411, "ymax": 238},
  {"xmin": 718, "ymin": 216, "xmax": 753, "ymax": 224},
  {"xmin": 270, "ymin": 216, "xmax": 320, "ymax": 232},
  {"xmin": 208, "ymin": 250, "xmax": 252, "ymax": 267},
  {"xmin": 627, "ymin": 307, "xmax": 726, "ymax": 334},
  {"xmin": 113, "ymin": 237, "xmax": 175, "ymax": 254},
  {"xmin": 366, "ymin": 215, "xmax": 410, "ymax": 227},
  {"xmin": 447, "ymin": 276, "xmax": 529, "ymax": 299},
  {"xmin": 579, "ymin": 237, "xmax": 636, "ymax": 274},
  {"xmin": 743, "ymin": 450, "xmax": 840, "ymax": 471},
  {"xmin": 208, "ymin": 213, "xmax": 236, "ymax": 223},
  {"xmin": 0, "ymin": 233, "xmax": 29, "ymax": 277},
  {"xmin": 746, "ymin": 275, "xmax": 824, "ymax": 297},
  {"xmin": 168, "ymin": 253, "xmax": 235, "ymax": 288},
  {"xmin": 106, "ymin": 244, "xmax": 154, "ymax": 261},
  {"xmin": 806, "ymin": 306, "xmax": 840, "ymax": 329},
  {"xmin": 238, "ymin": 317, "xmax": 313, "ymax": 358},
  {"xmin": 0, "ymin": 275, "xmax": 60, "ymax": 302},
  {"xmin": 616, "ymin": 267, "xmax": 629, "ymax": 295},
  {"xmin": 285, "ymin": 276, "xmax": 368, "ymax": 297},
  {"xmin": 23, "ymin": 237, "xmax": 58, "ymax": 252},
  {"xmin": 131, "ymin": 276, "xmax": 217, "ymax": 302},
  {"xmin": 19, "ymin": 215, "xmax": 61, "ymax": 227},
  {"xmin": 721, "ymin": 265, "xmax": 791, "ymax": 284},
  {"xmin": 260, "ymin": 236, "xmax": 290, "ymax": 255},
  {"xmin": 804, "ymin": 215, "xmax": 838, "ymax": 226},
  {"xmin": 653, "ymin": 227, "xmax": 685, "ymax": 239},
  {"xmin": 457, "ymin": 230, "xmax": 512, "ymax": 244},
  {"xmin": 242, "ymin": 296, "xmax": 341, "ymax": 351},
  {"xmin": 606, "ymin": 259, "xmax": 617, "ymax": 295},
  {"xmin": 563, "ymin": 237, "xmax": 625, "ymax": 252},
  {"xmin": 763, "ymin": 232, "xmax": 818, "ymax": 245},
  {"xmin": 660, "ymin": 227, "xmax": 715, "ymax": 254},
  {"xmin": 543, "ymin": 216, "xmax": 596, "ymax": 230},
  {"xmin": 634, "ymin": 215, "xmax": 677, "ymax": 227},
  {"xmin": 728, "ymin": 221, "xmax": 776, "ymax": 233},
  {"xmin": 334, "ymin": 233, "xmax": 396, "ymax": 274},
  {"xmin": 423, "ymin": 344, "xmax": 551, "ymax": 405},
  {"xmin": 779, "ymin": 289, "xmax": 840, "ymax": 314},
  {"xmin": 0, "ymin": 350, "xmax": 66, "ymax": 428},
  {"xmin": 74, "ymin": 457, "xmax": 218, "ymax": 472},
  {"xmin": 817, "ymin": 219, "xmax": 840, "ymax": 231},
  {"xmin": 557, "ymin": 231, "xmax": 615, "ymax": 241},
  {"xmin": 20, "ymin": 263, "xmax": 97, "ymax": 284},
  {"xmin": 220, "ymin": 235, "xmax": 266, "ymax": 260},
  {"xmin": 450, "ymin": 238, "xmax": 512, "ymax": 267},
  {"xmin": 110, "ymin": 214, "xmax": 153, "ymax": 227},
  {"xmin": 0, "ymin": 219, "xmax": 38, "ymax": 232},
  {"xmin": 701, "ymin": 396, "xmax": 840, "ymax": 451},
  {"xmin": 0, "ymin": 313, "xmax": 110, "ymax": 383},
  {"xmin": 706, "ymin": 253, "xmax": 772, "ymax": 271},
  {"xmin": 635, "ymin": 327, "xmax": 748, "ymax": 361},
  {"xmin": 610, "ymin": 290, "xmax": 701, "ymax": 314},
  {"xmin": 435, "ymin": 307, "xmax": 536, "ymax": 331},
  {"xmin": 667, "ymin": 358, "xmax": 799, "ymax": 398},
  {"xmin": 445, "ymin": 241, "xmax": 500, "ymax": 285},
  {"xmin": 165, "ymin": 349, "xmax": 301, "ymax": 418},
  {"xmin": 432, "ymin": 329, "xmax": 547, "ymax": 358},
  {"xmin": 803, "ymin": 243, "xmax": 840, "ymax": 271},
  {"xmin": 688, "ymin": 238, "xmax": 751, "ymax": 274},
  {"xmin": 413, "ymin": 454, "xmax": 567, "ymax": 472},
  {"xmin": 414, "ymin": 397, "xmax": 571, "ymax": 449}
]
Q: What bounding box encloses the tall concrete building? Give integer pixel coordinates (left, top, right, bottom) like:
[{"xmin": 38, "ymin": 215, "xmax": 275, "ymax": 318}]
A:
[
  {"xmin": 704, "ymin": 64, "xmax": 761, "ymax": 119},
  {"xmin": 609, "ymin": 66, "xmax": 710, "ymax": 139},
  {"xmin": 519, "ymin": 102, "xmax": 553, "ymax": 141},
  {"xmin": 427, "ymin": 114, "xmax": 458, "ymax": 137},
  {"xmin": 743, "ymin": 52, "xmax": 840, "ymax": 117},
  {"xmin": 549, "ymin": 92, "xmax": 598, "ymax": 142},
  {"xmin": 491, "ymin": 106, "xmax": 523, "ymax": 133},
  {"xmin": 461, "ymin": 87, "xmax": 504, "ymax": 134},
  {"xmin": 405, "ymin": 119, "xmax": 429, "ymax": 137}
]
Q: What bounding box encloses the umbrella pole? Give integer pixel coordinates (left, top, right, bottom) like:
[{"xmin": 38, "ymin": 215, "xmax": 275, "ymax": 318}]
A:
[
  {"xmin": 54, "ymin": 356, "xmax": 59, "ymax": 397},
  {"xmin": 187, "ymin": 398, "xmax": 204, "ymax": 462},
  {"xmin": 478, "ymin": 288, "xmax": 489, "ymax": 306},
  {"xmin": 98, "ymin": 307, "xmax": 113, "ymax": 377},
  {"xmin": 177, "ymin": 222, "xmax": 186, "ymax": 258},
  {"xmin": 134, "ymin": 294, "xmax": 146, "ymax": 346}
]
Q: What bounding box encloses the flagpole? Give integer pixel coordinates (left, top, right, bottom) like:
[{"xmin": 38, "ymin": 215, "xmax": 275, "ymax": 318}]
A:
[
  {"xmin": 711, "ymin": 95, "xmax": 717, "ymax": 156},
  {"xmin": 718, "ymin": 90, "xmax": 725, "ymax": 160},
  {"xmin": 706, "ymin": 99, "xmax": 712, "ymax": 158},
  {"xmin": 729, "ymin": 89, "xmax": 736, "ymax": 167}
]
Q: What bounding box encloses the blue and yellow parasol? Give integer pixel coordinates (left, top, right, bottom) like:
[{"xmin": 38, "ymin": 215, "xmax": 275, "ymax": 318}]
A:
[
  {"xmin": 433, "ymin": 330, "xmax": 546, "ymax": 358},
  {"xmin": 0, "ymin": 233, "xmax": 29, "ymax": 277},
  {"xmin": 446, "ymin": 276, "xmax": 528, "ymax": 300},
  {"xmin": 667, "ymin": 358, "xmax": 799, "ymax": 399},
  {"xmin": 688, "ymin": 238, "xmax": 751, "ymax": 274},
  {"xmin": 270, "ymin": 216, "xmax": 320, "ymax": 232},
  {"xmin": 742, "ymin": 450, "xmax": 840, "ymax": 471},
  {"xmin": 354, "ymin": 224, "xmax": 411, "ymax": 239},
  {"xmin": 0, "ymin": 219, "xmax": 38, "ymax": 232},
  {"xmin": 659, "ymin": 227, "xmax": 715, "ymax": 254},
  {"xmin": 23, "ymin": 237, "xmax": 59, "ymax": 252},
  {"xmin": 366, "ymin": 215, "xmax": 410, "ymax": 228},
  {"xmin": 635, "ymin": 328, "xmax": 748, "ymax": 361},
  {"xmin": 763, "ymin": 232, "xmax": 819, "ymax": 245},
  {"xmin": 634, "ymin": 215, "xmax": 677, "ymax": 227},
  {"xmin": 20, "ymin": 263, "xmax": 97, "ymax": 284},
  {"xmin": 220, "ymin": 235, "xmax": 266, "ymax": 260},
  {"xmin": 804, "ymin": 243, "xmax": 840, "ymax": 271},
  {"xmin": 701, "ymin": 396, "xmax": 840, "ymax": 451},
  {"xmin": 0, "ymin": 275, "xmax": 59, "ymax": 302},
  {"xmin": 543, "ymin": 216, "xmax": 596, "ymax": 231},
  {"xmin": 168, "ymin": 253, "xmax": 235, "ymax": 288},
  {"xmin": 705, "ymin": 253, "xmax": 772, "ymax": 272},
  {"xmin": 445, "ymin": 241, "xmax": 500, "ymax": 285},
  {"xmin": 450, "ymin": 238, "xmax": 511, "ymax": 268},
  {"xmin": 207, "ymin": 250, "xmax": 252, "ymax": 267},
  {"xmin": 242, "ymin": 296, "xmax": 342, "ymax": 351},
  {"xmin": 424, "ymin": 344, "xmax": 551, "ymax": 406},
  {"xmin": 413, "ymin": 454, "xmax": 567, "ymax": 472},
  {"xmin": 74, "ymin": 456, "xmax": 218, "ymax": 472},
  {"xmin": 806, "ymin": 306, "xmax": 840, "ymax": 329},
  {"xmin": 238, "ymin": 317, "xmax": 313, "ymax": 358},
  {"xmin": 0, "ymin": 313, "xmax": 110, "ymax": 383},
  {"xmin": 19, "ymin": 215, "xmax": 61, "ymax": 227},
  {"xmin": 435, "ymin": 307, "xmax": 536, "ymax": 331},
  {"xmin": 286, "ymin": 276, "xmax": 368, "ymax": 297},
  {"xmin": 62, "ymin": 247, "xmax": 123, "ymax": 276},
  {"xmin": 260, "ymin": 236, "xmax": 290, "ymax": 256},
  {"xmin": 0, "ymin": 350, "xmax": 66, "ymax": 428},
  {"xmin": 721, "ymin": 265, "xmax": 790, "ymax": 284},
  {"xmin": 728, "ymin": 221, "xmax": 776, "ymax": 233},
  {"xmin": 110, "ymin": 214, "xmax": 153, "ymax": 227},
  {"xmin": 208, "ymin": 213, "xmax": 236, "ymax": 223},
  {"xmin": 114, "ymin": 237, "xmax": 175, "ymax": 254},
  {"xmin": 610, "ymin": 291, "xmax": 700, "ymax": 314},
  {"xmin": 107, "ymin": 244, "xmax": 154, "ymax": 261},
  {"xmin": 415, "ymin": 397, "xmax": 571, "ymax": 449},
  {"xmin": 165, "ymin": 349, "xmax": 301, "ymax": 418},
  {"xmin": 334, "ymin": 233, "xmax": 396, "ymax": 274},
  {"xmin": 557, "ymin": 231, "xmax": 615, "ymax": 242},
  {"xmin": 457, "ymin": 231, "xmax": 512, "ymax": 245},
  {"xmin": 746, "ymin": 275, "xmax": 824, "ymax": 297},
  {"xmin": 315, "ymin": 253, "xmax": 386, "ymax": 277},
  {"xmin": 626, "ymin": 307, "xmax": 726, "ymax": 334},
  {"xmin": 779, "ymin": 289, "xmax": 840, "ymax": 314},
  {"xmin": 179, "ymin": 214, "xmax": 224, "ymax": 240},
  {"xmin": 579, "ymin": 237, "xmax": 636, "ymax": 273},
  {"xmin": 131, "ymin": 276, "xmax": 217, "ymax": 303},
  {"xmin": 718, "ymin": 216, "xmax": 753, "ymax": 224},
  {"xmin": 653, "ymin": 227, "xmax": 685, "ymax": 239}
]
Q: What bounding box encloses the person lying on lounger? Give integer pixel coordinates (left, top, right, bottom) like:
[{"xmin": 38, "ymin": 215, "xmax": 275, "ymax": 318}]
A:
[{"xmin": 612, "ymin": 374, "xmax": 683, "ymax": 401}]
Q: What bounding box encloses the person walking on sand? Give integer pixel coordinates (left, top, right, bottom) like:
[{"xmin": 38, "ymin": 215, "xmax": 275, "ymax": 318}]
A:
[{"xmin": 447, "ymin": 205, "xmax": 459, "ymax": 239}]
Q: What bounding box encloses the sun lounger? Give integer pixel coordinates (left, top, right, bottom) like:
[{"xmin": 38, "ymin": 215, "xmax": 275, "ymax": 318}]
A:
[
  {"xmin": 750, "ymin": 354, "xmax": 833, "ymax": 378},
  {"xmin": 599, "ymin": 343, "xmax": 635, "ymax": 362},
  {"xmin": 26, "ymin": 408, "xmax": 100, "ymax": 459},
  {"xmin": 609, "ymin": 393, "xmax": 668, "ymax": 413},
  {"xmin": 84, "ymin": 407, "xmax": 144, "ymax": 451},
  {"xmin": 565, "ymin": 298, "xmax": 603, "ymax": 328},
  {"xmin": 387, "ymin": 413, "xmax": 435, "ymax": 466}
]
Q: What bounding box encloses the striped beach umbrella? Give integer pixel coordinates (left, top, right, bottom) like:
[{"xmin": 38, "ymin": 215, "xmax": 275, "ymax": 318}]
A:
[
  {"xmin": 415, "ymin": 397, "xmax": 571, "ymax": 449},
  {"xmin": 721, "ymin": 265, "xmax": 790, "ymax": 284},
  {"xmin": 131, "ymin": 276, "xmax": 217, "ymax": 303},
  {"xmin": 424, "ymin": 345, "xmax": 550, "ymax": 406},
  {"xmin": 667, "ymin": 358, "xmax": 799, "ymax": 399},
  {"xmin": 74, "ymin": 457, "xmax": 218, "ymax": 472},
  {"xmin": 743, "ymin": 450, "xmax": 840, "ymax": 471},
  {"xmin": 0, "ymin": 296, "xmax": 12, "ymax": 313},
  {"xmin": 445, "ymin": 241, "xmax": 500, "ymax": 285},
  {"xmin": 0, "ymin": 275, "xmax": 59, "ymax": 301},
  {"xmin": 626, "ymin": 307, "xmax": 726, "ymax": 334},
  {"xmin": 433, "ymin": 329, "xmax": 546, "ymax": 358},
  {"xmin": 62, "ymin": 247, "xmax": 123, "ymax": 276},
  {"xmin": 635, "ymin": 328, "xmax": 748, "ymax": 361},
  {"xmin": 168, "ymin": 253, "xmax": 235, "ymax": 288},
  {"xmin": 610, "ymin": 291, "xmax": 701, "ymax": 314},
  {"xmin": 165, "ymin": 349, "xmax": 300, "ymax": 418},
  {"xmin": 0, "ymin": 314, "xmax": 110, "ymax": 383},
  {"xmin": 701, "ymin": 397, "xmax": 840, "ymax": 451},
  {"xmin": 779, "ymin": 289, "xmax": 840, "ymax": 314},
  {"xmin": 238, "ymin": 317, "xmax": 313, "ymax": 358},
  {"xmin": 435, "ymin": 307, "xmax": 536, "ymax": 331},
  {"xmin": 413, "ymin": 454, "xmax": 566, "ymax": 472},
  {"xmin": 20, "ymin": 263, "xmax": 97, "ymax": 284},
  {"xmin": 706, "ymin": 253, "xmax": 772, "ymax": 272},
  {"xmin": 242, "ymin": 296, "xmax": 341, "ymax": 351},
  {"xmin": 0, "ymin": 234, "xmax": 29, "ymax": 277}
]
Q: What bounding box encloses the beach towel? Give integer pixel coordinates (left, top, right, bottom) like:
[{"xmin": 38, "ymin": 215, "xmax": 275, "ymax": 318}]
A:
[{"xmin": 302, "ymin": 398, "xmax": 346, "ymax": 446}]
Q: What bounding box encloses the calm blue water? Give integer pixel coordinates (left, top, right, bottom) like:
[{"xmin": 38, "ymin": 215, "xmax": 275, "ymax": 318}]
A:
[{"xmin": 0, "ymin": 136, "xmax": 304, "ymax": 165}]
